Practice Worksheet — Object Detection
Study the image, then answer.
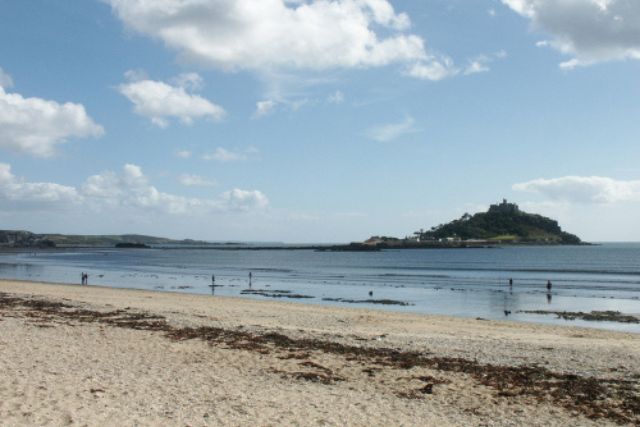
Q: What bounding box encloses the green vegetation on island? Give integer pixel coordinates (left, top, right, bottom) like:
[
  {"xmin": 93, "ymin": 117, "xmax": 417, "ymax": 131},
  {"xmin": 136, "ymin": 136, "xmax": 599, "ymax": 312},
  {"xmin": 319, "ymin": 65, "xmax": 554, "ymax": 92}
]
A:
[{"xmin": 365, "ymin": 200, "xmax": 582, "ymax": 248}]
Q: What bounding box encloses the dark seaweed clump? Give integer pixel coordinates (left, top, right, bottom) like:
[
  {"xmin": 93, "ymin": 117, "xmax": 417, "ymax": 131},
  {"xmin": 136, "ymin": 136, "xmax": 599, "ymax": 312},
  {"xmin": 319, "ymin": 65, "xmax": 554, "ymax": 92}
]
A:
[
  {"xmin": 322, "ymin": 297, "xmax": 412, "ymax": 306},
  {"xmin": 519, "ymin": 310, "xmax": 639, "ymax": 324},
  {"xmin": 240, "ymin": 289, "xmax": 314, "ymax": 299}
]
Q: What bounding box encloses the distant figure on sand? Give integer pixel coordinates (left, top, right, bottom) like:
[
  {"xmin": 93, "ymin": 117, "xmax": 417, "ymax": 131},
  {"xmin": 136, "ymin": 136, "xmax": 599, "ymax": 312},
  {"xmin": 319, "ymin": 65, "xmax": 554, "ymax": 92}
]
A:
[
  {"xmin": 249, "ymin": 272, "xmax": 253, "ymax": 288},
  {"xmin": 81, "ymin": 273, "xmax": 88, "ymax": 285},
  {"xmin": 546, "ymin": 280, "xmax": 552, "ymax": 291}
]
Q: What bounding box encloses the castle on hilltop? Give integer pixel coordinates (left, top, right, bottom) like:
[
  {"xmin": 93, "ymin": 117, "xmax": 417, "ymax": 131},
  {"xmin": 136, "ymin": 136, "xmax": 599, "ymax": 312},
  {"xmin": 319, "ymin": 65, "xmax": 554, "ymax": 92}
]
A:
[{"xmin": 488, "ymin": 199, "xmax": 520, "ymax": 214}]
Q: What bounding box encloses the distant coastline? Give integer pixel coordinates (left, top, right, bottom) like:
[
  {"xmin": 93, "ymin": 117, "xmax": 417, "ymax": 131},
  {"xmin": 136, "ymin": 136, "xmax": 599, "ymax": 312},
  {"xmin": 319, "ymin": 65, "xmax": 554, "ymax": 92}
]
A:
[{"xmin": 1, "ymin": 201, "xmax": 587, "ymax": 251}]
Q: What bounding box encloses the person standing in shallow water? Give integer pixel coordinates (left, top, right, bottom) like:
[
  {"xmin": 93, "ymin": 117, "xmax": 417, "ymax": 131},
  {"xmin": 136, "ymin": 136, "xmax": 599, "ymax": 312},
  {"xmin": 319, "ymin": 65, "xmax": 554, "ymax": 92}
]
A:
[
  {"xmin": 546, "ymin": 280, "xmax": 552, "ymax": 291},
  {"xmin": 249, "ymin": 272, "xmax": 252, "ymax": 289}
]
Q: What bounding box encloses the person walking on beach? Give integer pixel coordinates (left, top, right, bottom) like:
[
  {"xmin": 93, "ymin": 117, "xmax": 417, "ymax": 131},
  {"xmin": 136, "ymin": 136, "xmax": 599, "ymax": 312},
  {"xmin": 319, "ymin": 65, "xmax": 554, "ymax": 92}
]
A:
[
  {"xmin": 81, "ymin": 272, "xmax": 85, "ymax": 285},
  {"xmin": 210, "ymin": 274, "xmax": 216, "ymax": 295}
]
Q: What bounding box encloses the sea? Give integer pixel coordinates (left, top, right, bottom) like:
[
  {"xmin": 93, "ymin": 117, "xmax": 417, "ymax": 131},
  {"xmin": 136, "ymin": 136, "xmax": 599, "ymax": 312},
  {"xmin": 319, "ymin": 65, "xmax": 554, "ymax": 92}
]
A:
[{"xmin": 1, "ymin": 243, "xmax": 640, "ymax": 332}]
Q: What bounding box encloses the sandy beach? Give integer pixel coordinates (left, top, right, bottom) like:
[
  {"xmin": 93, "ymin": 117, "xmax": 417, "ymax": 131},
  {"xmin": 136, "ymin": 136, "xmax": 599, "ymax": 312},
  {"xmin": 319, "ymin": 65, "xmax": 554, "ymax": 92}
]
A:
[{"xmin": 1, "ymin": 279, "xmax": 639, "ymax": 426}]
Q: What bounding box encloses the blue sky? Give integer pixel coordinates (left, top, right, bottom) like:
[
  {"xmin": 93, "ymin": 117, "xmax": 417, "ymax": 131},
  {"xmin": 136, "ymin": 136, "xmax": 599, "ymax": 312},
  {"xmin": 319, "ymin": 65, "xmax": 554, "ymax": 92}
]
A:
[{"xmin": 1, "ymin": 0, "xmax": 639, "ymax": 242}]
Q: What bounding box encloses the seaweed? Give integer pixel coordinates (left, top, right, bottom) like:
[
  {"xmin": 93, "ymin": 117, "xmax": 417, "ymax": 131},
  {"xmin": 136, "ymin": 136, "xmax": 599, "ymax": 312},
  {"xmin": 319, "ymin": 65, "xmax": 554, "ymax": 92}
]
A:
[
  {"xmin": 240, "ymin": 289, "xmax": 314, "ymax": 299},
  {"xmin": 322, "ymin": 297, "xmax": 412, "ymax": 306},
  {"xmin": 519, "ymin": 310, "xmax": 639, "ymax": 324}
]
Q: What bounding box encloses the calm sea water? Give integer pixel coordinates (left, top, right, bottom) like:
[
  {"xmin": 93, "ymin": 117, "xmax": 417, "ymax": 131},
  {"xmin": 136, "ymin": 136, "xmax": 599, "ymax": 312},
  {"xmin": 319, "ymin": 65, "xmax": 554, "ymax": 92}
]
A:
[{"xmin": 1, "ymin": 244, "xmax": 640, "ymax": 332}]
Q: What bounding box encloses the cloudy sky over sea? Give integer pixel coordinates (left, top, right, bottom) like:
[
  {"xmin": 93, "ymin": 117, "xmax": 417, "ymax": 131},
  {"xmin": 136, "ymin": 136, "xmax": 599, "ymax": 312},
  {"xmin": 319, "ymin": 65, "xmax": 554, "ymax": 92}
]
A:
[{"xmin": 1, "ymin": 0, "xmax": 639, "ymax": 242}]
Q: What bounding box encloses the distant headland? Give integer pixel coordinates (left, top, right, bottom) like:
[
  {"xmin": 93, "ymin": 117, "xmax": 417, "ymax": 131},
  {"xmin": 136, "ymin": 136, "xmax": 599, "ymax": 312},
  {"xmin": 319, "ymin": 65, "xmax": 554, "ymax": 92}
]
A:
[
  {"xmin": 362, "ymin": 200, "xmax": 584, "ymax": 249},
  {"xmin": 0, "ymin": 231, "xmax": 209, "ymax": 249}
]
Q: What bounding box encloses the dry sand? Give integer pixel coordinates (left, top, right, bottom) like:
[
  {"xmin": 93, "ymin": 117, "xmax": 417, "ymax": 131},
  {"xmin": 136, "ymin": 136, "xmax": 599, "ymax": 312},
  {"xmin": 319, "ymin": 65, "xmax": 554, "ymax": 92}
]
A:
[{"xmin": 1, "ymin": 279, "xmax": 639, "ymax": 426}]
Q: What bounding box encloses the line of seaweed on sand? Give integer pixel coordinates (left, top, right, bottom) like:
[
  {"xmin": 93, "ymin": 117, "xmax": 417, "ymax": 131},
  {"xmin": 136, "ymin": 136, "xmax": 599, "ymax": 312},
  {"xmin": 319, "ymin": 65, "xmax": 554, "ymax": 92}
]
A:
[{"xmin": 1, "ymin": 292, "xmax": 638, "ymax": 425}]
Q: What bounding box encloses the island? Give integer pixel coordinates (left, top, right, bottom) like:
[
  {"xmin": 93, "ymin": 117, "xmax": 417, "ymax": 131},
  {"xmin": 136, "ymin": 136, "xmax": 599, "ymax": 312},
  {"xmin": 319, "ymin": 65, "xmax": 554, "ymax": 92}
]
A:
[{"xmin": 363, "ymin": 200, "xmax": 583, "ymax": 249}]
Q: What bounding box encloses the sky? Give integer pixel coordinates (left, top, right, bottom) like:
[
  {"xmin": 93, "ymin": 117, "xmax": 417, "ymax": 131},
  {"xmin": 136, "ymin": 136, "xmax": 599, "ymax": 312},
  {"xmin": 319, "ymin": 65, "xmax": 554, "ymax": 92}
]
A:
[{"xmin": 0, "ymin": 0, "xmax": 639, "ymax": 243}]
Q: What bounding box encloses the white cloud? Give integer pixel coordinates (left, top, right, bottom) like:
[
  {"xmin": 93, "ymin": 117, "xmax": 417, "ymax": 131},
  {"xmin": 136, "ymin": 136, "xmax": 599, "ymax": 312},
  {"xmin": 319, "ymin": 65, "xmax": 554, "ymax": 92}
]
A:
[
  {"xmin": 366, "ymin": 116, "xmax": 420, "ymax": 142},
  {"xmin": 171, "ymin": 72, "xmax": 203, "ymax": 91},
  {"xmin": 463, "ymin": 54, "xmax": 495, "ymax": 75},
  {"xmin": 0, "ymin": 84, "xmax": 103, "ymax": 157},
  {"xmin": 175, "ymin": 150, "xmax": 192, "ymax": 159},
  {"xmin": 327, "ymin": 90, "xmax": 345, "ymax": 104},
  {"xmin": 502, "ymin": 0, "xmax": 640, "ymax": 68},
  {"xmin": 222, "ymin": 189, "xmax": 269, "ymax": 211},
  {"xmin": 108, "ymin": 0, "xmax": 426, "ymax": 72},
  {"xmin": 405, "ymin": 56, "xmax": 458, "ymax": 81},
  {"xmin": 463, "ymin": 60, "xmax": 490, "ymax": 75},
  {"xmin": 254, "ymin": 100, "xmax": 278, "ymax": 118},
  {"xmin": 179, "ymin": 174, "xmax": 217, "ymax": 187},
  {"xmin": 0, "ymin": 67, "xmax": 13, "ymax": 89},
  {"xmin": 0, "ymin": 163, "xmax": 80, "ymax": 206},
  {"xmin": 118, "ymin": 71, "xmax": 225, "ymax": 127},
  {"xmin": 407, "ymin": 50, "xmax": 506, "ymax": 80},
  {"xmin": 513, "ymin": 176, "xmax": 640, "ymax": 203},
  {"xmin": 203, "ymin": 147, "xmax": 258, "ymax": 162},
  {"xmin": 0, "ymin": 163, "xmax": 268, "ymax": 214}
]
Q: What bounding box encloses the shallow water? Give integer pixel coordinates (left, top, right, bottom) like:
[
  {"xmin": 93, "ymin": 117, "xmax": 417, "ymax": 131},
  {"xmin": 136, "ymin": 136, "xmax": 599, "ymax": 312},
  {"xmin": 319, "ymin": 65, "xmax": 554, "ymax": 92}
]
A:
[{"xmin": 1, "ymin": 243, "xmax": 640, "ymax": 332}]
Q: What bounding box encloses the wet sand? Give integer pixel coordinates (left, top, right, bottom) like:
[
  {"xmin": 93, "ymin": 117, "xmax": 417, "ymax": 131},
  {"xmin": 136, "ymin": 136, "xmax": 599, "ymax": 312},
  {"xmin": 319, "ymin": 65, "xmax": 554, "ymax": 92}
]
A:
[{"xmin": 1, "ymin": 279, "xmax": 639, "ymax": 426}]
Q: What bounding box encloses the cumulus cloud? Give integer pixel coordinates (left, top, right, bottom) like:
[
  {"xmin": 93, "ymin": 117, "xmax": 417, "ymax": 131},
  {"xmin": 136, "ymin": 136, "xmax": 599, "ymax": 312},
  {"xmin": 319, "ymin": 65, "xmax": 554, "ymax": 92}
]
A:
[
  {"xmin": 0, "ymin": 163, "xmax": 80, "ymax": 207},
  {"xmin": 118, "ymin": 71, "xmax": 225, "ymax": 127},
  {"xmin": 0, "ymin": 67, "xmax": 13, "ymax": 88},
  {"xmin": 0, "ymin": 163, "xmax": 268, "ymax": 214},
  {"xmin": 513, "ymin": 176, "xmax": 640, "ymax": 203},
  {"xmin": 502, "ymin": 0, "xmax": 640, "ymax": 68},
  {"xmin": 179, "ymin": 174, "xmax": 217, "ymax": 187},
  {"xmin": 222, "ymin": 189, "xmax": 269, "ymax": 211},
  {"xmin": 0, "ymin": 85, "xmax": 104, "ymax": 157},
  {"xmin": 108, "ymin": 0, "xmax": 426, "ymax": 72},
  {"xmin": 366, "ymin": 117, "xmax": 420, "ymax": 142},
  {"xmin": 203, "ymin": 147, "xmax": 258, "ymax": 162}
]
